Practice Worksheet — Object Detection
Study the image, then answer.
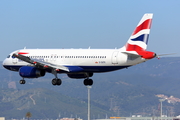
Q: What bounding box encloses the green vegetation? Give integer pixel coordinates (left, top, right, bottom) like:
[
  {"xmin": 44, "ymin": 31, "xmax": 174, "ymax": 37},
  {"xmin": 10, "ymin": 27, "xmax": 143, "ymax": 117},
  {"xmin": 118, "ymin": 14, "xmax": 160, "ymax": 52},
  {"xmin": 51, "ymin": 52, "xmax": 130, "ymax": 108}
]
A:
[
  {"xmin": 0, "ymin": 88, "xmax": 112, "ymax": 119},
  {"xmin": 0, "ymin": 57, "xmax": 180, "ymax": 118},
  {"xmin": 26, "ymin": 112, "xmax": 32, "ymax": 120}
]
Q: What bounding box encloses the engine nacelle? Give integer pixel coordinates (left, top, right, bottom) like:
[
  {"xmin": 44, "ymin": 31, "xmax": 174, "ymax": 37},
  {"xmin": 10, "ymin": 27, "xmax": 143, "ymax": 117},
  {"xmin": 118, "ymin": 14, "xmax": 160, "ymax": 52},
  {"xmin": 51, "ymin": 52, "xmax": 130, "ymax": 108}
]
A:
[
  {"xmin": 19, "ymin": 66, "xmax": 46, "ymax": 78},
  {"xmin": 67, "ymin": 73, "xmax": 93, "ymax": 79}
]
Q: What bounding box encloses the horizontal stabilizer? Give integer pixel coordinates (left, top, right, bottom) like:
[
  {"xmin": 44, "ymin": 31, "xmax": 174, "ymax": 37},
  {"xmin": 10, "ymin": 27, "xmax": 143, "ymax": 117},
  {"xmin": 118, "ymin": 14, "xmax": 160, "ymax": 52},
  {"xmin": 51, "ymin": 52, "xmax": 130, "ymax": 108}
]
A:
[{"xmin": 122, "ymin": 51, "xmax": 141, "ymax": 57}]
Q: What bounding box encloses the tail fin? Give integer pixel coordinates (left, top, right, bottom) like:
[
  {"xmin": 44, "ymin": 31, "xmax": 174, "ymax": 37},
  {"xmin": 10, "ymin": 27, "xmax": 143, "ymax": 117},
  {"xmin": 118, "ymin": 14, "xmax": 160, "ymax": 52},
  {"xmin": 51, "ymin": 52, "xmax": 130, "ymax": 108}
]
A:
[{"xmin": 125, "ymin": 13, "xmax": 153, "ymax": 51}]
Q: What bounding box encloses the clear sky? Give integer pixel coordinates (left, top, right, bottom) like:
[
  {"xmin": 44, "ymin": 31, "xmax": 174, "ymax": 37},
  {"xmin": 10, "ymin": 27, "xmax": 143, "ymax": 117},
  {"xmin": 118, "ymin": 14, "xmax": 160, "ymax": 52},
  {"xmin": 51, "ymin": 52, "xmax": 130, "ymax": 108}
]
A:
[{"xmin": 0, "ymin": 0, "xmax": 180, "ymax": 61}]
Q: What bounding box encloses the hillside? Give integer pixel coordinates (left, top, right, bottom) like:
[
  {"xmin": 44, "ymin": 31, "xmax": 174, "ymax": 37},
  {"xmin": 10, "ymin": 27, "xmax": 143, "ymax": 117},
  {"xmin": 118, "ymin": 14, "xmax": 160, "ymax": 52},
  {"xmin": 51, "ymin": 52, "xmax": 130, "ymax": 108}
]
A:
[
  {"xmin": 1, "ymin": 57, "xmax": 180, "ymax": 118},
  {"xmin": 0, "ymin": 88, "xmax": 112, "ymax": 119}
]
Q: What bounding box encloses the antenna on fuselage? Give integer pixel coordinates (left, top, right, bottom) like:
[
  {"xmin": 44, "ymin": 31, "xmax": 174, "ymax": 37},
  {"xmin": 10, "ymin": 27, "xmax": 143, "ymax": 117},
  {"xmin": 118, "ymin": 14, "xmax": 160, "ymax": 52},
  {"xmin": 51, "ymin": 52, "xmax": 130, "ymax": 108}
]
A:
[
  {"xmin": 88, "ymin": 46, "xmax": 91, "ymax": 49},
  {"xmin": 24, "ymin": 47, "xmax": 26, "ymax": 49}
]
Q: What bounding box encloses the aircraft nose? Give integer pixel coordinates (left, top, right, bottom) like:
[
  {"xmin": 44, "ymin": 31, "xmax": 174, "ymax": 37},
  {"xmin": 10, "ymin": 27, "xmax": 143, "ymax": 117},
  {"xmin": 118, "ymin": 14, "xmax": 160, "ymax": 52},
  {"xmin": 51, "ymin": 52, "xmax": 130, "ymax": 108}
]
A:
[
  {"xmin": 2, "ymin": 58, "xmax": 8, "ymax": 67},
  {"xmin": 2, "ymin": 58, "xmax": 11, "ymax": 70}
]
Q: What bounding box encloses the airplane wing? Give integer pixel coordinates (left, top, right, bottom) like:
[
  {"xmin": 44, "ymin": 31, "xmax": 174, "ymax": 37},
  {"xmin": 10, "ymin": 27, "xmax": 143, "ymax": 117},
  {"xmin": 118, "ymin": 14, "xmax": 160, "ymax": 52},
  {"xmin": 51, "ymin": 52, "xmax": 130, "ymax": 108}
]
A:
[{"xmin": 12, "ymin": 52, "xmax": 70, "ymax": 72}]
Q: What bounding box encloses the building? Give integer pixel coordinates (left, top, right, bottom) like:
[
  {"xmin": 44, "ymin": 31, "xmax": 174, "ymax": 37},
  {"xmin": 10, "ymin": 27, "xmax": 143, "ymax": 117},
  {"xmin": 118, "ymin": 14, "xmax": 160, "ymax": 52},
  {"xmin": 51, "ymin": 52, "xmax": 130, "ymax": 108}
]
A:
[
  {"xmin": 0, "ymin": 117, "xmax": 5, "ymax": 120},
  {"xmin": 60, "ymin": 118, "xmax": 82, "ymax": 120},
  {"xmin": 95, "ymin": 117, "xmax": 174, "ymax": 120}
]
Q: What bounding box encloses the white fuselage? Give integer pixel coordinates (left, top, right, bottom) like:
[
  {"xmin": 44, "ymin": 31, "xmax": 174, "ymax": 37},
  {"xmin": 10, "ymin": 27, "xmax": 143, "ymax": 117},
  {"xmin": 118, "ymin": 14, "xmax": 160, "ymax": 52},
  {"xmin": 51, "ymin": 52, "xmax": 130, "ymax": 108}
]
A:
[{"xmin": 3, "ymin": 48, "xmax": 146, "ymax": 73}]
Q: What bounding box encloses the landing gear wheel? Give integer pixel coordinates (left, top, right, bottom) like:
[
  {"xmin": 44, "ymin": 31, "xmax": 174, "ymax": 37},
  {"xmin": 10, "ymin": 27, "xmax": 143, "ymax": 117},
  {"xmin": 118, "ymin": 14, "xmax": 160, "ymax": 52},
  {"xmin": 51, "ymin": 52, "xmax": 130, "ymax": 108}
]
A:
[
  {"xmin": 83, "ymin": 79, "xmax": 93, "ymax": 86},
  {"xmin": 19, "ymin": 80, "xmax": 26, "ymax": 84},
  {"xmin": 52, "ymin": 78, "xmax": 62, "ymax": 86},
  {"xmin": 56, "ymin": 79, "xmax": 62, "ymax": 86},
  {"xmin": 52, "ymin": 79, "xmax": 57, "ymax": 85}
]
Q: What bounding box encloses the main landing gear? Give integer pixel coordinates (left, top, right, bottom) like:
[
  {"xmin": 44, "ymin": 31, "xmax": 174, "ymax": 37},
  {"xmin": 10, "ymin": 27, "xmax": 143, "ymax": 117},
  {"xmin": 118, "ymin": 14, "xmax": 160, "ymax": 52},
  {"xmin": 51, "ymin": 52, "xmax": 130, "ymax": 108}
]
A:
[
  {"xmin": 83, "ymin": 78, "xmax": 93, "ymax": 86},
  {"xmin": 51, "ymin": 78, "xmax": 62, "ymax": 86},
  {"xmin": 83, "ymin": 73, "xmax": 93, "ymax": 86},
  {"xmin": 51, "ymin": 78, "xmax": 93, "ymax": 86},
  {"xmin": 51, "ymin": 70, "xmax": 62, "ymax": 86}
]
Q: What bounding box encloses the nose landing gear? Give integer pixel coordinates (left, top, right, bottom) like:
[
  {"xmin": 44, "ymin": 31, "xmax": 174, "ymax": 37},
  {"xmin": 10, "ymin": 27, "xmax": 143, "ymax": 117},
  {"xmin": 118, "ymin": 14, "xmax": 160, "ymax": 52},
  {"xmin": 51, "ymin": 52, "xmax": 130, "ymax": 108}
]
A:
[{"xmin": 19, "ymin": 79, "xmax": 26, "ymax": 84}]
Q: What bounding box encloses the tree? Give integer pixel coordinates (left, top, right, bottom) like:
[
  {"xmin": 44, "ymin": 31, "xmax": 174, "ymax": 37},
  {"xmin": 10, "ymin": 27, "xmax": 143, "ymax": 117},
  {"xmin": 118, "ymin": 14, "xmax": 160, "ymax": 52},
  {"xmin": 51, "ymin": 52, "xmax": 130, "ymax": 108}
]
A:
[{"xmin": 26, "ymin": 112, "xmax": 32, "ymax": 120}]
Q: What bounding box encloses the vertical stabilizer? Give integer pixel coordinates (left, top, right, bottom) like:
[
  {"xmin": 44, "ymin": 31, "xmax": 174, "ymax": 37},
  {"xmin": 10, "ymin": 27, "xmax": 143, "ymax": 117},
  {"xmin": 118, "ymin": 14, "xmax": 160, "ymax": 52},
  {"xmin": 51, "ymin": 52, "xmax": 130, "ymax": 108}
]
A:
[{"xmin": 125, "ymin": 14, "xmax": 153, "ymax": 51}]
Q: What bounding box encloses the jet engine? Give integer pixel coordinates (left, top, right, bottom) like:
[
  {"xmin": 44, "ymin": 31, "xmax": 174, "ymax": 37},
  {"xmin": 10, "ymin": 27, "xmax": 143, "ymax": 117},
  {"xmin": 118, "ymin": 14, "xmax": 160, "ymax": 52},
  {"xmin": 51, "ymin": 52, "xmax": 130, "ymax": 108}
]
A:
[
  {"xmin": 67, "ymin": 73, "xmax": 93, "ymax": 79},
  {"xmin": 19, "ymin": 66, "xmax": 46, "ymax": 78}
]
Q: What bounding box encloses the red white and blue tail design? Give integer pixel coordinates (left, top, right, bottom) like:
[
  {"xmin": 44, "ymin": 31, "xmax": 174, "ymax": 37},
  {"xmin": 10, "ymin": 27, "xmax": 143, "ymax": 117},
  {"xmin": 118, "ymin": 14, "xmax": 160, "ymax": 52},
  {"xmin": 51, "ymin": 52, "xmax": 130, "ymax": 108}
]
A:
[
  {"xmin": 123, "ymin": 14, "xmax": 156, "ymax": 59},
  {"xmin": 126, "ymin": 14, "xmax": 153, "ymax": 51}
]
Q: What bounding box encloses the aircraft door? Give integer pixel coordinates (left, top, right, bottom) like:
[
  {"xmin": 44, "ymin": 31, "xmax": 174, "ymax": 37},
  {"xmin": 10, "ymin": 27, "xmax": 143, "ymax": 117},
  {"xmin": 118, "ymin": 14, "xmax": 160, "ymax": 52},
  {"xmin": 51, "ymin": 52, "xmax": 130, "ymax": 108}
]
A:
[{"xmin": 111, "ymin": 51, "xmax": 119, "ymax": 64}]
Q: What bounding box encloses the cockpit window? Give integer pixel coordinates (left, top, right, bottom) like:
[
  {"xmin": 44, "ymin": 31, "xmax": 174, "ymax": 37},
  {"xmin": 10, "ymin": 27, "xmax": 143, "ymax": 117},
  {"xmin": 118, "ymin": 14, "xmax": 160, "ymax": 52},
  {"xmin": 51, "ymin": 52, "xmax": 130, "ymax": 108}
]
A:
[
  {"xmin": 7, "ymin": 55, "xmax": 10, "ymax": 58},
  {"xmin": 12, "ymin": 55, "xmax": 16, "ymax": 58}
]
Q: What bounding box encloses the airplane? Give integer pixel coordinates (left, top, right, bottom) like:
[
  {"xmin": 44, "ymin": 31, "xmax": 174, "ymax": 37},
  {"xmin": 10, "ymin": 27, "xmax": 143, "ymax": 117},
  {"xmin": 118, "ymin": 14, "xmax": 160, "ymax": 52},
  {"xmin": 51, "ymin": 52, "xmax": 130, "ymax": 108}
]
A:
[{"xmin": 2, "ymin": 13, "xmax": 156, "ymax": 86}]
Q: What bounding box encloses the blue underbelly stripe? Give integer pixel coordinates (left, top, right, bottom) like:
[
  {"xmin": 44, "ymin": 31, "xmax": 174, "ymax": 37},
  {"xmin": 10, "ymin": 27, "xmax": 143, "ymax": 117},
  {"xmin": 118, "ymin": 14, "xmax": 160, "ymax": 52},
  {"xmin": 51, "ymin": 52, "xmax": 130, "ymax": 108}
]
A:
[{"xmin": 3, "ymin": 65, "xmax": 131, "ymax": 73}]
